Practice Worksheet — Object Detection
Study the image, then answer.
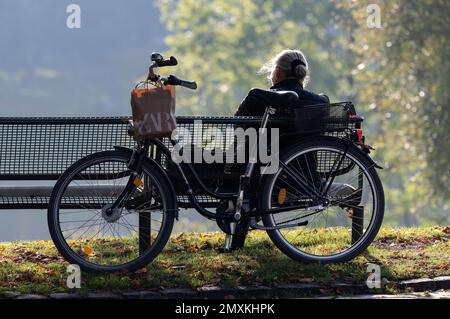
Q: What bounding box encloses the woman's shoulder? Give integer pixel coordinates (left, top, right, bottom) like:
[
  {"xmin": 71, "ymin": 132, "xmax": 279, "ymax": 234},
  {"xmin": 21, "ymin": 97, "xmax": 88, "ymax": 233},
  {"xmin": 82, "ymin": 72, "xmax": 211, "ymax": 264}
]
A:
[
  {"xmin": 271, "ymin": 80, "xmax": 329, "ymax": 105},
  {"xmin": 298, "ymin": 89, "xmax": 330, "ymax": 104}
]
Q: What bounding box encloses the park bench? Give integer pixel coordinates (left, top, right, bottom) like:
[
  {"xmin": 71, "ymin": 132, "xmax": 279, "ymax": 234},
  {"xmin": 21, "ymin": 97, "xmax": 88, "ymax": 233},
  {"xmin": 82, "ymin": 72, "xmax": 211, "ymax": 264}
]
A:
[
  {"xmin": 0, "ymin": 106, "xmax": 370, "ymax": 269},
  {"xmin": 0, "ymin": 113, "xmax": 359, "ymax": 211},
  {"xmin": 0, "ymin": 116, "xmax": 297, "ymax": 210}
]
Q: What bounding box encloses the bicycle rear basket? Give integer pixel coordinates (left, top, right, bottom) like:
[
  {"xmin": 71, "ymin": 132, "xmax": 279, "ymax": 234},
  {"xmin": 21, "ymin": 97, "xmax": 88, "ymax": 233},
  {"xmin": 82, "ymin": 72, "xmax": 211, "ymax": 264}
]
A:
[{"xmin": 294, "ymin": 102, "xmax": 359, "ymax": 133}]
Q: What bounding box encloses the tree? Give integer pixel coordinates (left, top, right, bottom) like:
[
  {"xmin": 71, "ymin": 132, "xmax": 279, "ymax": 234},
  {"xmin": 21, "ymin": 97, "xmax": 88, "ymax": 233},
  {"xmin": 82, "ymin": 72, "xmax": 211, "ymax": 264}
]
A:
[
  {"xmin": 156, "ymin": 0, "xmax": 449, "ymax": 225},
  {"xmin": 338, "ymin": 0, "xmax": 450, "ymax": 224},
  {"xmin": 156, "ymin": 0, "xmax": 355, "ymax": 115}
]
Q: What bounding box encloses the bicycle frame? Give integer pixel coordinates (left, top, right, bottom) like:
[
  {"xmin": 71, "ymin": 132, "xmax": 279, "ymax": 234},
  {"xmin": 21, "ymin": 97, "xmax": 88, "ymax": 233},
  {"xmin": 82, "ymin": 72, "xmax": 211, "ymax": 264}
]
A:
[
  {"xmin": 110, "ymin": 105, "xmax": 346, "ymax": 224},
  {"xmin": 45, "ymin": 53, "xmax": 385, "ymax": 271},
  {"xmin": 111, "ymin": 106, "xmax": 265, "ymax": 219}
]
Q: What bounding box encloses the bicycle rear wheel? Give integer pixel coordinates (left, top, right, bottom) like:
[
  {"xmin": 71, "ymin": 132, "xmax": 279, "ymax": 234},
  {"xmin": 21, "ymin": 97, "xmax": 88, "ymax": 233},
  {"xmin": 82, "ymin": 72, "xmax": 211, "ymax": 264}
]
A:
[
  {"xmin": 260, "ymin": 138, "xmax": 384, "ymax": 263},
  {"xmin": 48, "ymin": 150, "xmax": 175, "ymax": 273}
]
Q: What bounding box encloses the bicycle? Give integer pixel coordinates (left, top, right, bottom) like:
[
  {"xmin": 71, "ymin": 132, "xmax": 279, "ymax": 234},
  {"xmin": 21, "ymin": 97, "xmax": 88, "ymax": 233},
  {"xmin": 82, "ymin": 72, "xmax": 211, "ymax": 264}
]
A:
[{"xmin": 48, "ymin": 53, "xmax": 384, "ymax": 273}]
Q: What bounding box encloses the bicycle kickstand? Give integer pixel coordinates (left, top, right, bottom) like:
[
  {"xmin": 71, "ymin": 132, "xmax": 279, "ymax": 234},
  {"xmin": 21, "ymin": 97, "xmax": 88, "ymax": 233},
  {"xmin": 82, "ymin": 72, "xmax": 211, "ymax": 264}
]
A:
[{"xmin": 223, "ymin": 106, "xmax": 275, "ymax": 251}]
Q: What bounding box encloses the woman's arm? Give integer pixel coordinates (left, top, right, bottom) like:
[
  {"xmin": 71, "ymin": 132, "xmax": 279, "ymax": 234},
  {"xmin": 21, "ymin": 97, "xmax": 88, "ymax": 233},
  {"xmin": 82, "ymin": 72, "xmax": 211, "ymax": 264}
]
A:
[{"xmin": 234, "ymin": 94, "xmax": 266, "ymax": 116}]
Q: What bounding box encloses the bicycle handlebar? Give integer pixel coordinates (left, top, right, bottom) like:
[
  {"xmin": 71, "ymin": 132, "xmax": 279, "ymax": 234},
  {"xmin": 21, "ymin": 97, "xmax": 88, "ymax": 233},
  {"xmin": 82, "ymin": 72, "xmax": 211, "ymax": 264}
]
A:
[
  {"xmin": 147, "ymin": 53, "xmax": 197, "ymax": 90},
  {"xmin": 162, "ymin": 75, "xmax": 197, "ymax": 90},
  {"xmin": 150, "ymin": 52, "xmax": 178, "ymax": 67},
  {"xmin": 156, "ymin": 56, "xmax": 178, "ymax": 67}
]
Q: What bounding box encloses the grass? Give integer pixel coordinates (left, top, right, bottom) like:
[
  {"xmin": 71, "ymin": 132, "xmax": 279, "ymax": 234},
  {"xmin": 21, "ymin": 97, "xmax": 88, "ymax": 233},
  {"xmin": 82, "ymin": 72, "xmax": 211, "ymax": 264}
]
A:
[{"xmin": 0, "ymin": 226, "xmax": 448, "ymax": 295}]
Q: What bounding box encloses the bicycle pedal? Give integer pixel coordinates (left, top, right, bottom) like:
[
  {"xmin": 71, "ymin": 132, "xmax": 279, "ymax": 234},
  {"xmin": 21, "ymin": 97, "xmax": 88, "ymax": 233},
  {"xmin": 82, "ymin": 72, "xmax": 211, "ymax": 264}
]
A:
[{"xmin": 250, "ymin": 217, "xmax": 308, "ymax": 230}]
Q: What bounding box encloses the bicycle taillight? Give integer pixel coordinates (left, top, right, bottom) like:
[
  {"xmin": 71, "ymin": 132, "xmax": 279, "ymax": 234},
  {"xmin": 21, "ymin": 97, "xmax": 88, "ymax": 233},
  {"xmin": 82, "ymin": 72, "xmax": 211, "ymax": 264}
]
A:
[
  {"xmin": 350, "ymin": 128, "xmax": 363, "ymax": 143},
  {"xmin": 356, "ymin": 129, "xmax": 363, "ymax": 142}
]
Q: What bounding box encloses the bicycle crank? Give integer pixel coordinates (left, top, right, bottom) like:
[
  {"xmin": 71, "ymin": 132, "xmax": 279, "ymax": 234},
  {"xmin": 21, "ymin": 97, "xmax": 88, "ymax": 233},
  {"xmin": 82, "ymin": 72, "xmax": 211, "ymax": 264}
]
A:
[{"xmin": 249, "ymin": 217, "xmax": 308, "ymax": 230}]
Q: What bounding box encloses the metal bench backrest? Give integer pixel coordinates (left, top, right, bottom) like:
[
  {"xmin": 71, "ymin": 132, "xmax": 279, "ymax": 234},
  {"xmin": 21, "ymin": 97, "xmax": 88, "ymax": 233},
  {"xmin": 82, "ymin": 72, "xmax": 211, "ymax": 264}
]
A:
[
  {"xmin": 0, "ymin": 110, "xmax": 361, "ymax": 209},
  {"xmin": 0, "ymin": 117, "xmax": 134, "ymax": 209},
  {"xmin": 0, "ymin": 117, "xmax": 134, "ymax": 180}
]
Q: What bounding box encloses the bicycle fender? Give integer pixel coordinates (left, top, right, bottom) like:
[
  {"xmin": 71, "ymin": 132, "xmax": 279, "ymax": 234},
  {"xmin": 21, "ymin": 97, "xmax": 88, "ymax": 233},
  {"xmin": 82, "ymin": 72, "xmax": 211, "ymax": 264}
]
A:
[
  {"xmin": 351, "ymin": 145, "xmax": 383, "ymax": 170},
  {"xmin": 113, "ymin": 146, "xmax": 179, "ymax": 217},
  {"xmin": 283, "ymin": 136, "xmax": 383, "ymax": 170}
]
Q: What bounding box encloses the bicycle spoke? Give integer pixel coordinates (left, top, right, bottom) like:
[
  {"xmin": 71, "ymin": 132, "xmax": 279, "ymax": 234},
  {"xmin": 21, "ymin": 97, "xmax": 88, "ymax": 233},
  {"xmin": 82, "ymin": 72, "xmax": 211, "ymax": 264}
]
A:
[{"xmin": 268, "ymin": 145, "xmax": 379, "ymax": 258}]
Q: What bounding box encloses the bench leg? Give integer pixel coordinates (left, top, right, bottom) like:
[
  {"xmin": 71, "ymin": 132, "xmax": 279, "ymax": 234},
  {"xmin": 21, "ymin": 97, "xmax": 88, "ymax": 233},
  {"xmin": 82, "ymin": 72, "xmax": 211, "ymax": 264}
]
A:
[
  {"xmin": 231, "ymin": 219, "xmax": 250, "ymax": 250},
  {"xmin": 351, "ymin": 167, "xmax": 365, "ymax": 244},
  {"xmin": 139, "ymin": 175, "xmax": 152, "ymax": 255},
  {"xmin": 231, "ymin": 232, "xmax": 248, "ymax": 250},
  {"xmin": 139, "ymin": 212, "xmax": 151, "ymax": 255},
  {"xmin": 351, "ymin": 206, "xmax": 364, "ymax": 244}
]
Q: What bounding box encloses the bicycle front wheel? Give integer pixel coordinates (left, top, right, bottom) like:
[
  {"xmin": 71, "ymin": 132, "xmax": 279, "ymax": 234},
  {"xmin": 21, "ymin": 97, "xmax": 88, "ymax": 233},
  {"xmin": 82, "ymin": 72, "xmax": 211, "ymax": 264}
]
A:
[
  {"xmin": 48, "ymin": 150, "xmax": 175, "ymax": 273},
  {"xmin": 260, "ymin": 138, "xmax": 384, "ymax": 263}
]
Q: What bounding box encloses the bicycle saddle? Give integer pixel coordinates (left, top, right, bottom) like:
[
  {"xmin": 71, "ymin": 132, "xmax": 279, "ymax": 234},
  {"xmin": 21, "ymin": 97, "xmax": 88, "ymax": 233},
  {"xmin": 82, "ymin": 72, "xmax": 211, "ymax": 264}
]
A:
[{"xmin": 248, "ymin": 88, "xmax": 299, "ymax": 107}]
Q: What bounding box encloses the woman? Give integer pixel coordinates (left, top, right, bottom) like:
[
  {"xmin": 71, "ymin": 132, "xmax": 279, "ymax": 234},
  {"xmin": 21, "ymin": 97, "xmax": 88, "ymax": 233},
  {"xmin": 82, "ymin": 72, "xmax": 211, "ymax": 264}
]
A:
[
  {"xmin": 224, "ymin": 50, "xmax": 328, "ymax": 250},
  {"xmin": 235, "ymin": 49, "xmax": 329, "ymax": 117}
]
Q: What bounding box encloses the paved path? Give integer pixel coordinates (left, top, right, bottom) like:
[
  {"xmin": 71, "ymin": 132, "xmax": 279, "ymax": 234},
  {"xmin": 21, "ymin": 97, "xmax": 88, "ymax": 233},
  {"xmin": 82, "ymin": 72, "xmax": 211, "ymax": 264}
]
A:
[
  {"xmin": 1, "ymin": 276, "xmax": 449, "ymax": 299},
  {"xmin": 2, "ymin": 289, "xmax": 449, "ymax": 299},
  {"xmin": 319, "ymin": 290, "xmax": 450, "ymax": 299}
]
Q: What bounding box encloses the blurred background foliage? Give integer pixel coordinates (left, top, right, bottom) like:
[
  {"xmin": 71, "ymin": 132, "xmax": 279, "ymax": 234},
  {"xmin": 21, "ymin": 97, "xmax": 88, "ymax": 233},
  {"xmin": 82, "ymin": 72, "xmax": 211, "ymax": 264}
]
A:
[
  {"xmin": 0, "ymin": 1, "xmax": 448, "ymax": 240},
  {"xmin": 157, "ymin": 0, "xmax": 356, "ymax": 114},
  {"xmin": 156, "ymin": 0, "xmax": 449, "ymax": 225},
  {"xmin": 337, "ymin": 0, "xmax": 450, "ymax": 225}
]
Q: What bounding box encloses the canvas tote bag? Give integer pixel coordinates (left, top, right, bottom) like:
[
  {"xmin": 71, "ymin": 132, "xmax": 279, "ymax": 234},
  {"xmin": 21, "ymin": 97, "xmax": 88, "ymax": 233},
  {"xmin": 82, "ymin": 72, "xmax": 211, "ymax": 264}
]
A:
[{"xmin": 130, "ymin": 84, "xmax": 176, "ymax": 140}]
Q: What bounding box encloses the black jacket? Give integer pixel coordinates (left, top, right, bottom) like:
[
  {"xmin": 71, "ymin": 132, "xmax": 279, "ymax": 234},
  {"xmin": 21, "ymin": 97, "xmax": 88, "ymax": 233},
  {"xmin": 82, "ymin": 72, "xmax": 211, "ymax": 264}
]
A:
[{"xmin": 234, "ymin": 79, "xmax": 329, "ymax": 116}]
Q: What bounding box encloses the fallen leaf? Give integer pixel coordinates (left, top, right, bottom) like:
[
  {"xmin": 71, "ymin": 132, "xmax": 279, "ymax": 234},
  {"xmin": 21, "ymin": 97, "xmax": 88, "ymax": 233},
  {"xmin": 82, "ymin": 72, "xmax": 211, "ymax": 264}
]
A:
[
  {"xmin": 135, "ymin": 267, "xmax": 147, "ymax": 274},
  {"xmin": 298, "ymin": 278, "xmax": 314, "ymax": 283},
  {"xmin": 83, "ymin": 246, "xmax": 94, "ymax": 256},
  {"xmin": 46, "ymin": 269, "xmax": 61, "ymax": 277}
]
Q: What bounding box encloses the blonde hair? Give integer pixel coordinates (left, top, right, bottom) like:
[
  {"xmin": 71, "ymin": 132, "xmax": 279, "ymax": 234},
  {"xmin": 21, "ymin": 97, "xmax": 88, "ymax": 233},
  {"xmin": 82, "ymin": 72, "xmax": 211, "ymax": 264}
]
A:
[{"xmin": 260, "ymin": 49, "xmax": 309, "ymax": 87}]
